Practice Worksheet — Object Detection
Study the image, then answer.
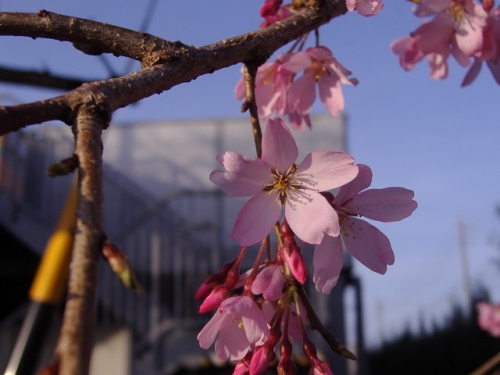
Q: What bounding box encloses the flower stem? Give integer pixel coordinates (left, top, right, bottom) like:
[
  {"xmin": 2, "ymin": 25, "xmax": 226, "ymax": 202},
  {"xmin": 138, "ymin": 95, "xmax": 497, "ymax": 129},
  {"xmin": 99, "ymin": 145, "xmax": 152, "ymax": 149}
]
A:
[{"xmin": 242, "ymin": 64, "xmax": 262, "ymax": 158}]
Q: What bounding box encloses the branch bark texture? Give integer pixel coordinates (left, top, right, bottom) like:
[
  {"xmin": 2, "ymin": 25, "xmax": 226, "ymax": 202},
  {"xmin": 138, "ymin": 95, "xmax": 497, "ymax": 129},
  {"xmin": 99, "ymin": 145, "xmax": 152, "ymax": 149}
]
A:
[
  {"xmin": 0, "ymin": 0, "xmax": 347, "ymax": 135},
  {"xmin": 55, "ymin": 102, "xmax": 107, "ymax": 375}
]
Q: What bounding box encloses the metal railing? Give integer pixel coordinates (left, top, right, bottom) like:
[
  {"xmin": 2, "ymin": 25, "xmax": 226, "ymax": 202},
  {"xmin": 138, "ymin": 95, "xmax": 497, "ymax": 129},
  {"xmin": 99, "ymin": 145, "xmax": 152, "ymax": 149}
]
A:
[{"xmin": 0, "ymin": 125, "xmax": 227, "ymax": 374}]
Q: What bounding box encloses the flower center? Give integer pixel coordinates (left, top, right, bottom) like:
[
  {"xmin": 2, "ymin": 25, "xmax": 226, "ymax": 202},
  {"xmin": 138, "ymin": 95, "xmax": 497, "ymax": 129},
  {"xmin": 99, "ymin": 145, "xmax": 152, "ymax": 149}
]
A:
[
  {"xmin": 447, "ymin": 2, "xmax": 464, "ymax": 23},
  {"xmin": 263, "ymin": 164, "xmax": 303, "ymax": 205},
  {"xmin": 306, "ymin": 60, "xmax": 328, "ymax": 82}
]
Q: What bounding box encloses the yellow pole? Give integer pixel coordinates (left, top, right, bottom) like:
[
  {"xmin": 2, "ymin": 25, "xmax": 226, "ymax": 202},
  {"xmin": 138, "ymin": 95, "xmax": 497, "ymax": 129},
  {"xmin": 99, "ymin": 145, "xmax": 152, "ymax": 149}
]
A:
[
  {"xmin": 29, "ymin": 182, "xmax": 78, "ymax": 305},
  {"xmin": 5, "ymin": 182, "xmax": 78, "ymax": 375}
]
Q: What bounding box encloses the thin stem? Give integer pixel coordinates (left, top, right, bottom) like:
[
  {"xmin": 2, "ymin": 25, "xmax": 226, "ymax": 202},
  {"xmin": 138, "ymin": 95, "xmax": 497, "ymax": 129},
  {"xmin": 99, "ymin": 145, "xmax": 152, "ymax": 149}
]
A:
[
  {"xmin": 242, "ymin": 64, "xmax": 263, "ymax": 158},
  {"xmin": 297, "ymin": 287, "xmax": 357, "ymax": 360},
  {"xmin": 55, "ymin": 104, "xmax": 108, "ymax": 375}
]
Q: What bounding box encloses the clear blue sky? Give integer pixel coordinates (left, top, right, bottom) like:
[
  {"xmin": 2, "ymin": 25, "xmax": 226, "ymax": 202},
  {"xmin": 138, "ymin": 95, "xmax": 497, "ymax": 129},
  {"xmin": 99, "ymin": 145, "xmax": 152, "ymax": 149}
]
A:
[{"xmin": 1, "ymin": 0, "xmax": 500, "ymax": 347}]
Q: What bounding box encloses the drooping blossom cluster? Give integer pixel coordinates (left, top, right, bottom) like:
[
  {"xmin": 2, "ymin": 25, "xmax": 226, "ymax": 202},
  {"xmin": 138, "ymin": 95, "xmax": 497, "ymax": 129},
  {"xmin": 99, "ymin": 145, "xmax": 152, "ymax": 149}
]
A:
[
  {"xmin": 392, "ymin": 0, "xmax": 500, "ymax": 86},
  {"xmin": 477, "ymin": 302, "xmax": 500, "ymax": 336},
  {"xmin": 259, "ymin": 0, "xmax": 383, "ymax": 26},
  {"xmin": 235, "ymin": 0, "xmax": 373, "ymax": 130},
  {"xmin": 235, "ymin": 46, "xmax": 358, "ymax": 130},
  {"xmin": 197, "ymin": 118, "xmax": 417, "ymax": 374},
  {"xmin": 195, "ymin": 1, "xmax": 418, "ymax": 373},
  {"xmin": 313, "ymin": 164, "xmax": 417, "ymax": 294}
]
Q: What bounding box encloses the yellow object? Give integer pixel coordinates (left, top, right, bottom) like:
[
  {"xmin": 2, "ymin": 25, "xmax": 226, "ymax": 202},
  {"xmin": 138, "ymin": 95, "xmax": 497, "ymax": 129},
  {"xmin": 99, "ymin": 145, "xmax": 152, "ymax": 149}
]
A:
[{"xmin": 29, "ymin": 182, "xmax": 78, "ymax": 305}]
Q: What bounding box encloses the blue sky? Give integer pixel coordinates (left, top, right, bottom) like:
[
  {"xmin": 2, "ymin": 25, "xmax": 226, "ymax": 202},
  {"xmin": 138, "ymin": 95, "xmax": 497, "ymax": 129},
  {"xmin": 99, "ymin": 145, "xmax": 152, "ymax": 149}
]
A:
[{"xmin": 1, "ymin": 1, "xmax": 500, "ymax": 347}]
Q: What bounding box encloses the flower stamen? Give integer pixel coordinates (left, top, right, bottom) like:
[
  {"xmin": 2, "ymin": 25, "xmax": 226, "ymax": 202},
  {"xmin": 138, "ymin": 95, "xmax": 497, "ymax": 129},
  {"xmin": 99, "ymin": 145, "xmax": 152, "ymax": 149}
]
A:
[{"xmin": 263, "ymin": 164, "xmax": 304, "ymax": 205}]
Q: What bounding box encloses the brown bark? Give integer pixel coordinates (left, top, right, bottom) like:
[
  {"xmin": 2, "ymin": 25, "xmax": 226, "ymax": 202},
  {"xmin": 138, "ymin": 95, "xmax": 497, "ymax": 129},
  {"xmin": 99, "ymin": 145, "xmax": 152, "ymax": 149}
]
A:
[
  {"xmin": 55, "ymin": 102, "xmax": 108, "ymax": 375},
  {"xmin": 0, "ymin": 1, "xmax": 347, "ymax": 135}
]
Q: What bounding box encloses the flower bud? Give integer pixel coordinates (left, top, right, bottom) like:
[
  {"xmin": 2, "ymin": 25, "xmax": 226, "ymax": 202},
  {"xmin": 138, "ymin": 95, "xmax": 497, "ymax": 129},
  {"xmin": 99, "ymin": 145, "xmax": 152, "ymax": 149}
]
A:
[{"xmin": 198, "ymin": 285, "xmax": 228, "ymax": 313}]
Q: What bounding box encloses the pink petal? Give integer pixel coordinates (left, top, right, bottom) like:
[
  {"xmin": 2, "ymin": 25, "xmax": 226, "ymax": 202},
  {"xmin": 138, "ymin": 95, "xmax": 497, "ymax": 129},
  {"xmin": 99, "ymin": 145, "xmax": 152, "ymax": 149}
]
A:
[
  {"xmin": 417, "ymin": 19, "xmax": 453, "ymax": 55},
  {"xmin": 287, "ymin": 73, "xmax": 316, "ymax": 115},
  {"xmin": 216, "ymin": 320, "xmax": 251, "ymax": 361},
  {"xmin": 285, "ymin": 191, "xmax": 340, "ymax": 243},
  {"xmin": 296, "ymin": 151, "xmax": 358, "ymax": 192},
  {"xmin": 197, "ymin": 310, "xmax": 226, "ymax": 349},
  {"xmin": 455, "ymin": 13, "xmax": 485, "ymax": 56},
  {"xmin": 318, "ymin": 72, "xmax": 343, "ymax": 116},
  {"xmin": 279, "ymin": 50, "xmax": 311, "ymax": 74},
  {"xmin": 210, "ymin": 152, "xmax": 270, "ymax": 196},
  {"xmin": 235, "ymin": 75, "xmax": 246, "ymax": 100},
  {"xmin": 261, "ymin": 118, "xmax": 298, "ymax": 172},
  {"xmin": 334, "ymin": 164, "xmax": 372, "ymax": 206},
  {"xmin": 342, "ymin": 217, "xmax": 395, "ymax": 274},
  {"xmin": 241, "ymin": 309, "xmax": 269, "ymax": 345},
  {"xmin": 356, "ymin": 0, "xmax": 383, "ymax": 16},
  {"xmin": 412, "ymin": 0, "xmax": 450, "ymax": 17},
  {"xmin": 306, "ymin": 46, "xmax": 333, "ymax": 61},
  {"xmin": 462, "ymin": 58, "xmax": 483, "ymax": 87},
  {"xmin": 348, "ymin": 187, "xmax": 417, "ymax": 222},
  {"xmin": 233, "ymin": 192, "xmax": 282, "ymax": 246},
  {"xmin": 313, "ymin": 235, "xmax": 344, "ymax": 294},
  {"xmin": 428, "ymin": 50, "xmax": 450, "ymax": 80},
  {"xmin": 346, "ymin": 0, "xmax": 356, "ymax": 11},
  {"xmin": 251, "ymin": 264, "xmax": 286, "ymax": 301},
  {"xmin": 486, "ymin": 60, "xmax": 500, "ymax": 85}
]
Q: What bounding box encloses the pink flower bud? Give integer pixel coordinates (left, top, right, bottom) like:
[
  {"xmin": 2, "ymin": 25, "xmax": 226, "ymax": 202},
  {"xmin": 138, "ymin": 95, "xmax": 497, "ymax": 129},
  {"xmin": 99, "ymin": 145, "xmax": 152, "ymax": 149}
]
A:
[
  {"xmin": 260, "ymin": 0, "xmax": 282, "ymax": 17},
  {"xmin": 198, "ymin": 286, "xmax": 228, "ymax": 313},
  {"xmin": 195, "ymin": 279, "xmax": 217, "ymax": 300},
  {"xmin": 310, "ymin": 361, "xmax": 333, "ymax": 375},
  {"xmin": 250, "ymin": 345, "xmax": 276, "ymax": 375},
  {"xmin": 283, "ymin": 245, "xmax": 308, "ymax": 284}
]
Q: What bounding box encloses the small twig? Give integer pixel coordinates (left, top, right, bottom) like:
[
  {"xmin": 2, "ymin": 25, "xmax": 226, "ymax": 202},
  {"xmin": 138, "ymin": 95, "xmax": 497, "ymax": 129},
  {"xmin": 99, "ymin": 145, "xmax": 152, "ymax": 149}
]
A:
[
  {"xmin": 297, "ymin": 287, "xmax": 357, "ymax": 360},
  {"xmin": 47, "ymin": 154, "xmax": 79, "ymax": 177},
  {"xmin": 0, "ymin": 66, "xmax": 92, "ymax": 91},
  {"xmin": 242, "ymin": 64, "xmax": 263, "ymax": 158},
  {"xmin": 471, "ymin": 350, "xmax": 500, "ymax": 375}
]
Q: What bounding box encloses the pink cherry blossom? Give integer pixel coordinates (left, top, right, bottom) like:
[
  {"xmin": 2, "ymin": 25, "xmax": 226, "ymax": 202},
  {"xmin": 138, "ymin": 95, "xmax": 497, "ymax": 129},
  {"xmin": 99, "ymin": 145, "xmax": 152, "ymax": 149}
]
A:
[
  {"xmin": 286, "ymin": 46, "xmax": 358, "ymax": 118},
  {"xmin": 260, "ymin": 0, "xmax": 282, "ymax": 17},
  {"xmin": 346, "ymin": 0, "xmax": 384, "ymax": 16},
  {"xmin": 235, "ymin": 52, "xmax": 310, "ymax": 125},
  {"xmin": 313, "ymin": 164, "xmax": 417, "ymax": 294},
  {"xmin": 477, "ymin": 302, "xmax": 500, "ymax": 337},
  {"xmin": 463, "ymin": 6, "xmax": 500, "ymax": 86},
  {"xmin": 392, "ymin": 0, "xmax": 487, "ymax": 80},
  {"xmin": 197, "ymin": 296, "xmax": 269, "ymax": 361},
  {"xmin": 210, "ymin": 117, "xmax": 358, "ymax": 246},
  {"xmin": 251, "ymin": 264, "xmax": 286, "ymax": 301}
]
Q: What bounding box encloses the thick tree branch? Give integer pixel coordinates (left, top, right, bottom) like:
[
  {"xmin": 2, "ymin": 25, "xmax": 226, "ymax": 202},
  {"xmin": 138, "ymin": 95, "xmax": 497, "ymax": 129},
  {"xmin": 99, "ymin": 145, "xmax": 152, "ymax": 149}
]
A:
[
  {"xmin": 0, "ymin": 1, "xmax": 347, "ymax": 135},
  {"xmin": 55, "ymin": 102, "xmax": 108, "ymax": 375},
  {"xmin": 0, "ymin": 10, "xmax": 175, "ymax": 62}
]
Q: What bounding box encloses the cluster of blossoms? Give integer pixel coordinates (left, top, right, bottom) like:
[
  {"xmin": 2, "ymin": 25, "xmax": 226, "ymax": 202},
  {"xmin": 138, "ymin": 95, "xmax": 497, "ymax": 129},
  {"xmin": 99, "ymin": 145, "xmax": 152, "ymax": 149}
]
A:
[
  {"xmin": 259, "ymin": 0, "xmax": 383, "ymax": 26},
  {"xmin": 234, "ymin": 0, "xmax": 382, "ymax": 131},
  {"xmin": 196, "ymin": 1, "xmax": 419, "ymax": 373},
  {"xmin": 392, "ymin": 0, "xmax": 500, "ymax": 86},
  {"xmin": 196, "ymin": 118, "xmax": 417, "ymax": 374},
  {"xmin": 477, "ymin": 302, "xmax": 500, "ymax": 336}
]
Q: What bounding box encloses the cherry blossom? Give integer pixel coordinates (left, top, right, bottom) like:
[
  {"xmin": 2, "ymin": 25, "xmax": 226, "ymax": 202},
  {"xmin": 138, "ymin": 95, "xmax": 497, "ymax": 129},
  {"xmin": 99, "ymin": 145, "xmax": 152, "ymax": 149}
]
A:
[
  {"xmin": 286, "ymin": 46, "xmax": 358, "ymax": 119},
  {"xmin": 463, "ymin": 6, "xmax": 500, "ymax": 85},
  {"xmin": 210, "ymin": 117, "xmax": 358, "ymax": 246},
  {"xmin": 251, "ymin": 264, "xmax": 286, "ymax": 301},
  {"xmin": 392, "ymin": 0, "xmax": 487, "ymax": 80},
  {"xmin": 346, "ymin": 0, "xmax": 384, "ymax": 16},
  {"xmin": 313, "ymin": 164, "xmax": 417, "ymax": 294},
  {"xmin": 477, "ymin": 302, "xmax": 500, "ymax": 337},
  {"xmin": 197, "ymin": 296, "xmax": 269, "ymax": 361}
]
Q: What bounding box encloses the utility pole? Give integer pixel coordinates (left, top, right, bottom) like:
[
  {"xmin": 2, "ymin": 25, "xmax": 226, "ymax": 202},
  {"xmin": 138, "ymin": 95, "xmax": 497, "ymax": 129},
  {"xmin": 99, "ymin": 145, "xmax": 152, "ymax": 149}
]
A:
[{"xmin": 457, "ymin": 217, "xmax": 472, "ymax": 314}]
